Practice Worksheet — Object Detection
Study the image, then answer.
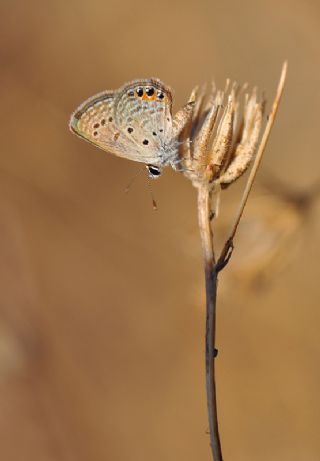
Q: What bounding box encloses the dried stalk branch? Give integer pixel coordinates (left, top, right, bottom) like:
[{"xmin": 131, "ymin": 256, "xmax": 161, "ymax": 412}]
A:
[
  {"xmin": 217, "ymin": 62, "xmax": 288, "ymax": 270},
  {"xmin": 197, "ymin": 186, "xmax": 223, "ymax": 461}
]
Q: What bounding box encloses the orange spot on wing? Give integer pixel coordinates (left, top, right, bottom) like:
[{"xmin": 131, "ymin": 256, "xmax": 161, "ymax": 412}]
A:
[{"xmin": 142, "ymin": 88, "xmax": 158, "ymax": 102}]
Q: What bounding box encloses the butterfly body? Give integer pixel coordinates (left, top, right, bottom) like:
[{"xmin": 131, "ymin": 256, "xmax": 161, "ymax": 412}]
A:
[{"xmin": 70, "ymin": 79, "xmax": 194, "ymax": 177}]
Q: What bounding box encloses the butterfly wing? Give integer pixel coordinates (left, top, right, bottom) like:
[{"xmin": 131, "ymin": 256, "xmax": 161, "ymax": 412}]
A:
[
  {"xmin": 70, "ymin": 79, "xmax": 176, "ymax": 166},
  {"xmin": 114, "ymin": 79, "xmax": 175, "ymax": 159},
  {"xmin": 70, "ymin": 90, "xmax": 158, "ymax": 164}
]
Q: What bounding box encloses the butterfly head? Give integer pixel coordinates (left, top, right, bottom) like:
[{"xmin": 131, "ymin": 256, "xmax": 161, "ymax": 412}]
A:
[{"xmin": 146, "ymin": 164, "xmax": 162, "ymax": 179}]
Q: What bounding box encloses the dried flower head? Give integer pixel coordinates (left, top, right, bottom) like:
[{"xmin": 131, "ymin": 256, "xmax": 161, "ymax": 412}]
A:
[{"xmin": 177, "ymin": 81, "xmax": 266, "ymax": 191}]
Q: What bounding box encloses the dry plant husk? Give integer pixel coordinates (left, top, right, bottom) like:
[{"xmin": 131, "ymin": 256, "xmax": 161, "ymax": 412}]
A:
[{"xmin": 177, "ymin": 80, "xmax": 265, "ymax": 190}]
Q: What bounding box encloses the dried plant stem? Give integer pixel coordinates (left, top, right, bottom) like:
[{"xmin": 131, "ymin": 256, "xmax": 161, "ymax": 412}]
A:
[
  {"xmin": 197, "ymin": 63, "xmax": 287, "ymax": 461},
  {"xmin": 197, "ymin": 186, "xmax": 223, "ymax": 461}
]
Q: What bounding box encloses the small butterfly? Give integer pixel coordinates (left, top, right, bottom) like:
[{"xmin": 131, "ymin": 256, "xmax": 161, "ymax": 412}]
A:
[{"xmin": 69, "ymin": 79, "xmax": 194, "ymax": 178}]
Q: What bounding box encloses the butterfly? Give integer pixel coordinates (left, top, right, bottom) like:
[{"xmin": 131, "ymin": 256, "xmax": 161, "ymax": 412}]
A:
[{"xmin": 69, "ymin": 79, "xmax": 194, "ymax": 178}]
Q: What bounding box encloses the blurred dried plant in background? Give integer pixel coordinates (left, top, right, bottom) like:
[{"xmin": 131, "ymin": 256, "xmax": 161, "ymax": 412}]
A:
[
  {"xmin": 1, "ymin": 0, "xmax": 320, "ymax": 460},
  {"xmin": 218, "ymin": 175, "xmax": 320, "ymax": 291}
]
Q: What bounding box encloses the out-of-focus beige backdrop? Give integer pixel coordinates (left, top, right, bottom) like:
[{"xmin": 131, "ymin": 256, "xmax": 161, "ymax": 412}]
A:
[{"xmin": 1, "ymin": 0, "xmax": 320, "ymax": 460}]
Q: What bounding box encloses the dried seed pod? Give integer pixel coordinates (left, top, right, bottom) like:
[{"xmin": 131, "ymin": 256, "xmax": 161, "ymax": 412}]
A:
[
  {"xmin": 172, "ymin": 100, "xmax": 195, "ymax": 139},
  {"xmin": 209, "ymin": 95, "xmax": 235, "ymax": 180},
  {"xmin": 179, "ymin": 75, "xmax": 268, "ymax": 193},
  {"xmin": 191, "ymin": 89, "xmax": 224, "ymax": 181},
  {"xmin": 176, "ymin": 86, "xmax": 199, "ymax": 170},
  {"xmin": 219, "ymin": 94, "xmax": 264, "ymax": 186},
  {"xmin": 193, "ymin": 103, "xmax": 219, "ymax": 161}
]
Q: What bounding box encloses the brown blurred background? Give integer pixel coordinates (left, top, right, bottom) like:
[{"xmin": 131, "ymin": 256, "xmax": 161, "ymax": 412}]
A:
[{"xmin": 1, "ymin": 0, "xmax": 320, "ymax": 460}]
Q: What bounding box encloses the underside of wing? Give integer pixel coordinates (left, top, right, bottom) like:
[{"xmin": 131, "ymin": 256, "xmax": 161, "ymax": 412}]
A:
[{"xmin": 69, "ymin": 90, "xmax": 157, "ymax": 164}]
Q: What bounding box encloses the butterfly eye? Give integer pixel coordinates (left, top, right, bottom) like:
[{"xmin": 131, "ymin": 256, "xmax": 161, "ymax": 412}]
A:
[
  {"xmin": 127, "ymin": 90, "xmax": 134, "ymax": 97},
  {"xmin": 157, "ymin": 91, "xmax": 164, "ymax": 100},
  {"xmin": 136, "ymin": 87, "xmax": 144, "ymax": 97},
  {"xmin": 147, "ymin": 165, "xmax": 162, "ymax": 178},
  {"xmin": 146, "ymin": 87, "xmax": 154, "ymax": 97}
]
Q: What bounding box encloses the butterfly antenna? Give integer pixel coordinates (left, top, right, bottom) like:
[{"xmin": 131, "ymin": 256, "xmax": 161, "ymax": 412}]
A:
[
  {"xmin": 124, "ymin": 167, "xmax": 144, "ymax": 194},
  {"xmin": 146, "ymin": 176, "xmax": 158, "ymax": 211}
]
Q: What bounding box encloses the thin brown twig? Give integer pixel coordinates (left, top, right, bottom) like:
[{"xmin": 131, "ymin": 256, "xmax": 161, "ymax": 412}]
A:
[
  {"xmin": 197, "ymin": 186, "xmax": 223, "ymax": 461},
  {"xmin": 217, "ymin": 61, "xmax": 288, "ymax": 270}
]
